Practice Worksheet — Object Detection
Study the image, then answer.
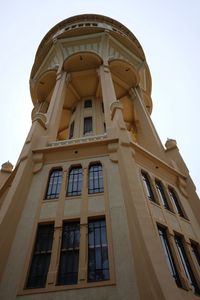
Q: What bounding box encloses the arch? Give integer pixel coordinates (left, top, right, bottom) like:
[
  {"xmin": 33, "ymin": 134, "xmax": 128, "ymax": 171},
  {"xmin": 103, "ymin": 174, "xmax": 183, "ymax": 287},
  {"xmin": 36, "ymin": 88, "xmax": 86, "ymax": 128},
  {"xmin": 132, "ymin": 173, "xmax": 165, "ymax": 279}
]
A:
[
  {"xmin": 44, "ymin": 167, "xmax": 63, "ymax": 200},
  {"xmin": 66, "ymin": 165, "xmax": 83, "ymax": 197},
  {"xmin": 88, "ymin": 162, "xmax": 104, "ymax": 194},
  {"xmin": 63, "ymin": 51, "xmax": 103, "ymax": 72},
  {"xmin": 33, "ymin": 69, "xmax": 57, "ymax": 104}
]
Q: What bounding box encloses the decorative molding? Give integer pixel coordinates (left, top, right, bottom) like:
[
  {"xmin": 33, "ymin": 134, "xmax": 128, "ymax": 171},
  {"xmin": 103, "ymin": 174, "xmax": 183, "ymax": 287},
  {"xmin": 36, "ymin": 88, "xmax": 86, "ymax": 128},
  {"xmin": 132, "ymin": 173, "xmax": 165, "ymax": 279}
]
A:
[
  {"xmin": 177, "ymin": 176, "xmax": 188, "ymax": 198},
  {"xmin": 32, "ymin": 153, "xmax": 44, "ymax": 174},
  {"xmin": 32, "ymin": 113, "xmax": 47, "ymax": 129},
  {"xmin": 108, "ymin": 142, "xmax": 118, "ymax": 163}
]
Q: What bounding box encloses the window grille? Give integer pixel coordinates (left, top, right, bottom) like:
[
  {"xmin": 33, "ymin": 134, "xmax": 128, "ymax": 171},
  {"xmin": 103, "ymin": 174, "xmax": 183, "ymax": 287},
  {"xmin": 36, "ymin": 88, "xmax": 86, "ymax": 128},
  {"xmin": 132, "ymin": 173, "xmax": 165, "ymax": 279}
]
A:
[
  {"xmin": 45, "ymin": 168, "xmax": 62, "ymax": 199},
  {"xmin": 67, "ymin": 167, "xmax": 83, "ymax": 197},
  {"xmin": 26, "ymin": 224, "xmax": 54, "ymax": 288},
  {"xmin": 88, "ymin": 164, "xmax": 104, "ymax": 194},
  {"xmin": 88, "ymin": 219, "xmax": 109, "ymax": 282}
]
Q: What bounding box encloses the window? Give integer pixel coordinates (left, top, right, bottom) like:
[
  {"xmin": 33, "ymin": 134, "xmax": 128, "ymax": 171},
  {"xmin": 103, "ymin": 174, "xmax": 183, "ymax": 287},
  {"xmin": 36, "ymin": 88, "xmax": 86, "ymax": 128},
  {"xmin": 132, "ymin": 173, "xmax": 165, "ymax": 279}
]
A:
[
  {"xmin": 69, "ymin": 121, "xmax": 74, "ymax": 139},
  {"xmin": 157, "ymin": 226, "xmax": 182, "ymax": 288},
  {"xmin": 88, "ymin": 163, "xmax": 104, "ymax": 194},
  {"xmin": 26, "ymin": 224, "xmax": 54, "ymax": 289},
  {"xmin": 101, "ymin": 102, "xmax": 104, "ymax": 113},
  {"xmin": 168, "ymin": 187, "xmax": 185, "ymax": 217},
  {"xmin": 88, "ymin": 219, "xmax": 109, "ymax": 282},
  {"xmin": 141, "ymin": 171, "xmax": 156, "ymax": 202},
  {"xmin": 191, "ymin": 242, "xmax": 200, "ymax": 267},
  {"xmin": 57, "ymin": 222, "xmax": 80, "ymax": 285},
  {"xmin": 84, "ymin": 99, "xmax": 92, "ymax": 108},
  {"xmin": 155, "ymin": 180, "xmax": 170, "ymax": 210},
  {"xmin": 84, "ymin": 117, "xmax": 93, "ymax": 135},
  {"xmin": 45, "ymin": 168, "xmax": 62, "ymax": 199},
  {"xmin": 67, "ymin": 167, "xmax": 83, "ymax": 197},
  {"xmin": 175, "ymin": 235, "xmax": 200, "ymax": 294}
]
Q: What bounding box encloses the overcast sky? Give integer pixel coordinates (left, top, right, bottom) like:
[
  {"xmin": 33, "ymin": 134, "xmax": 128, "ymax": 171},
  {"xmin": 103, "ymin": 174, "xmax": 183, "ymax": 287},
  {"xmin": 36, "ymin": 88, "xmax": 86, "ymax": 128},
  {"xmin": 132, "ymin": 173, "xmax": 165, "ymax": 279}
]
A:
[{"xmin": 0, "ymin": 0, "xmax": 200, "ymax": 196}]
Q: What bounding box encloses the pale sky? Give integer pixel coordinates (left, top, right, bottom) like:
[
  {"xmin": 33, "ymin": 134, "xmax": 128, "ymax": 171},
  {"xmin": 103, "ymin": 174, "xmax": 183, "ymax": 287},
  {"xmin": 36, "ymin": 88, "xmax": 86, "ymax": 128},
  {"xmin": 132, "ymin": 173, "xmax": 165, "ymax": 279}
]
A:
[{"xmin": 0, "ymin": 0, "xmax": 200, "ymax": 196}]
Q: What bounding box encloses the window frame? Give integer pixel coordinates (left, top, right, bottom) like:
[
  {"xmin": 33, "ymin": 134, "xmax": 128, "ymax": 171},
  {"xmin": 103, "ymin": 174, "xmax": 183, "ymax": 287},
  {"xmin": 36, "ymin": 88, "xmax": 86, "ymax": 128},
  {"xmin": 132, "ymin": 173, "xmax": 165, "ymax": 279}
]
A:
[
  {"xmin": 83, "ymin": 116, "xmax": 93, "ymax": 136},
  {"xmin": 44, "ymin": 168, "xmax": 63, "ymax": 200},
  {"xmin": 168, "ymin": 186, "xmax": 186, "ymax": 218},
  {"xmin": 88, "ymin": 163, "xmax": 104, "ymax": 194},
  {"xmin": 155, "ymin": 179, "xmax": 171, "ymax": 211},
  {"xmin": 141, "ymin": 171, "xmax": 156, "ymax": 203},
  {"xmin": 66, "ymin": 166, "xmax": 83, "ymax": 197}
]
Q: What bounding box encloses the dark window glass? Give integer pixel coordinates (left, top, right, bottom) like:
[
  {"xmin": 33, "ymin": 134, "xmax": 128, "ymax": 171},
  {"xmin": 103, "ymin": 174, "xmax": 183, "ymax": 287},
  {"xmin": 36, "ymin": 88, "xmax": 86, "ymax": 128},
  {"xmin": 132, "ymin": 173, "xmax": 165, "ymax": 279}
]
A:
[
  {"xmin": 67, "ymin": 167, "xmax": 83, "ymax": 197},
  {"xmin": 191, "ymin": 242, "xmax": 200, "ymax": 267},
  {"xmin": 141, "ymin": 172, "xmax": 156, "ymax": 202},
  {"xmin": 57, "ymin": 222, "xmax": 80, "ymax": 285},
  {"xmin": 84, "ymin": 117, "xmax": 92, "ymax": 135},
  {"xmin": 45, "ymin": 169, "xmax": 62, "ymax": 199},
  {"xmin": 26, "ymin": 224, "xmax": 54, "ymax": 289},
  {"xmin": 88, "ymin": 164, "xmax": 104, "ymax": 194},
  {"xmin": 103, "ymin": 123, "xmax": 106, "ymax": 133},
  {"xmin": 155, "ymin": 180, "xmax": 170, "ymax": 210},
  {"xmin": 69, "ymin": 121, "xmax": 74, "ymax": 139},
  {"xmin": 84, "ymin": 99, "xmax": 92, "ymax": 108},
  {"xmin": 101, "ymin": 102, "xmax": 104, "ymax": 113},
  {"xmin": 158, "ymin": 226, "xmax": 182, "ymax": 288},
  {"xmin": 168, "ymin": 187, "xmax": 185, "ymax": 217},
  {"xmin": 88, "ymin": 219, "xmax": 109, "ymax": 282},
  {"xmin": 175, "ymin": 236, "xmax": 200, "ymax": 294}
]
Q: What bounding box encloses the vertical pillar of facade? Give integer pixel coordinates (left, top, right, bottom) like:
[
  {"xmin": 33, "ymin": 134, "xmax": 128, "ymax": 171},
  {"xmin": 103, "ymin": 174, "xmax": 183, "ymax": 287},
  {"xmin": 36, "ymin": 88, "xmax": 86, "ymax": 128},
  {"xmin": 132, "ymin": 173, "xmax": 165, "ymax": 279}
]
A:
[
  {"xmin": 46, "ymin": 70, "xmax": 68, "ymax": 142},
  {"xmin": 131, "ymin": 87, "xmax": 165, "ymax": 159},
  {"xmin": 99, "ymin": 65, "xmax": 117, "ymax": 133}
]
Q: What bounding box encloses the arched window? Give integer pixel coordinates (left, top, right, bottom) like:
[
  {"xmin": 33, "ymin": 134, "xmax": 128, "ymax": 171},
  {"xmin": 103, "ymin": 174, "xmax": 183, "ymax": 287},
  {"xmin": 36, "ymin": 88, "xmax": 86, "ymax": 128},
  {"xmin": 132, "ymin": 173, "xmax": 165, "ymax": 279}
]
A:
[
  {"xmin": 141, "ymin": 171, "xmax": 156, "ymax": 202},
  {"xmin": 88, "ymin": 163, "xmax": 104, "ymax": 194},
  {"xmin": 67, "ymin": 166, "xmax": 83, "ymax": 197},
  {"xmin": 45, "ymin": 168, "xmax": 63, "ymax": 199}
]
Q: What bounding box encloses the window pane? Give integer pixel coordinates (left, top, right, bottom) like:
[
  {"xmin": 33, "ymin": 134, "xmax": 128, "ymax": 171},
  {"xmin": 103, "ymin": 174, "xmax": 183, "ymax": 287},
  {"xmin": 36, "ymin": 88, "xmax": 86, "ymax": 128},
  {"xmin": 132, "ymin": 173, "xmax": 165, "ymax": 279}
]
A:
[
  {"xmin": 157, "ymin": 226, "xmax": 182, "ymax": 288},
  {"xmin": 45, "ymin": 169, "xmax": 63, "ymax": 200},
  {"xmin": 141, "ymin": 172, "xmax": 155, "ymax": 202},
  {"xmin": 88, "ymin": 219, "xmax": 109, "ymax": 282},
  {"xmin": 67, "ymin": 167, "xmax": 83, "ymax": 197},
  {"xmin": 191, "ymin": 242, "xmax": 200, "ymax": 267},
  {"xmin": 84, "ymin": 99, "xmax": 92, "ymax": 108},
  {"xmin": 175, "ymin": 236, "xmax": 200, "ymax": 294},
  {"xmin": 168, "ymin": 187, "xmax": 185, "ymax": 217},
  {"xmin": 88, "ymin": 164, "xmax": 104, "ymax": 194},
  {"xmin": 26, "ymin": 224, "xmax": 54, "ymax": 289},
  {"xmin": 69, "ymin": 121, "xmax": 74, "ymax": 139},
  {"xmin": 84, "ymin": 117, "xmax": 92, "ymax": 135},
  {"xmin": 57, "ymin": 222, "xmax": 80, "ymax": 286},
  {"xmin": 155, "ymin": 180, "xmax": 170, "ymax": 210}
]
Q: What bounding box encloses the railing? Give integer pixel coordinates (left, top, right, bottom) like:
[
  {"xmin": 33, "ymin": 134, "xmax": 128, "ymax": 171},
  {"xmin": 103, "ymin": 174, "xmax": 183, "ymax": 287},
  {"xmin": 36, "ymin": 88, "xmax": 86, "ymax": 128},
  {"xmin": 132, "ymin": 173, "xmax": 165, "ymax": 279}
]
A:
[{"xmin": 48, "ymin": 133, "xmax": 107, "ymax": 147}]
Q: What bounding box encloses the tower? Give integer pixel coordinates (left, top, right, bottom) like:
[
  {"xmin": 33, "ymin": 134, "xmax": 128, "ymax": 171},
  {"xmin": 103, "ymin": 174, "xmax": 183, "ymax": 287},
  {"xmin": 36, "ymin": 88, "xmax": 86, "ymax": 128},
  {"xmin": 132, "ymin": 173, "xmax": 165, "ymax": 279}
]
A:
[{"xmin": 0, "ymin": 13, "xmax": 200, "ymax": 299}]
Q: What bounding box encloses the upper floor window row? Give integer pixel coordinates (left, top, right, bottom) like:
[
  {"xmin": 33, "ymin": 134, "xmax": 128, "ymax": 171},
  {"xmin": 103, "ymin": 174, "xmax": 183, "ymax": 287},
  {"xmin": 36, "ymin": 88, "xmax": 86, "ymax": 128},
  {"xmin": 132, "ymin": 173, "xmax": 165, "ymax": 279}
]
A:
[
  {"xmin": 141, "ymin": 170, "xmax": 187, "ymax": 218},
  {"xmin": 45, "ymin": 163, "xmax": 104, "ymax": 200}
]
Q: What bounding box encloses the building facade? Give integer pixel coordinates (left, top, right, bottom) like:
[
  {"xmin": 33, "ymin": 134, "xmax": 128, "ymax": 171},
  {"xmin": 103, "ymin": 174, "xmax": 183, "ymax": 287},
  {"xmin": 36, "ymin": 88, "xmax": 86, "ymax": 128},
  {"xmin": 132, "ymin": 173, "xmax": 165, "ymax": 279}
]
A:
[{"xmin": 0, "ymin": 14, "xmax": 200, "ymax": 300}]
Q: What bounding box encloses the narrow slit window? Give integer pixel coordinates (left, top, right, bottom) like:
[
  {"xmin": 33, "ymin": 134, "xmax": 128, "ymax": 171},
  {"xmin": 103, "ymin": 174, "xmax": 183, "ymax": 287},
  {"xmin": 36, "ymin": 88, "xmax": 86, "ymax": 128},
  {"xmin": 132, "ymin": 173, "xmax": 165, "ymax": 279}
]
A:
[
  {"xmin": 67, "ymin": 166, "xmax": 83, "ymax": 197},
  {"xmin": 141, "ymin": 172, "xmax": 156, "ymax": 202},
  {"xmin": 84, "ymin": 117, "xmax": 93, "ymax": 135},
  {"xmin": 157, "ymin": 226, "xmax": 182, "ymax": 288},
  {"xmin": 26, "ymin": 224, "xmax": 54, "ymax": 289},
  {"xmin": 175, "ymin": 235, "xmax": 200, "ymax": 294},
  {"xmin": 57, "ymin": 222, "xmax": 80, "ymax": 285},
  {"xmin": 88, "ymin": 163, "xmax": 104, "ymax": 194},
  {"xmin": 155, "ymin": 180, "xmax": 170, "ymax": 210},
  {"xmin": 191, "ymin": 242, "xmax": 200, "ymax": 267},
  {"xmin": 88, "ymin": 219, "xmax": 109, "ymax": 282},
  {"xmin": 168, "ymin": 187, "xmax": 185, "ymax": 218},
  {"xmin": 45, "ymin": 168, "xmax": 63, "ymax": 200},
  {"xmin": 69, "ymin": 121, "xmax": 74, "ymax": 139}
]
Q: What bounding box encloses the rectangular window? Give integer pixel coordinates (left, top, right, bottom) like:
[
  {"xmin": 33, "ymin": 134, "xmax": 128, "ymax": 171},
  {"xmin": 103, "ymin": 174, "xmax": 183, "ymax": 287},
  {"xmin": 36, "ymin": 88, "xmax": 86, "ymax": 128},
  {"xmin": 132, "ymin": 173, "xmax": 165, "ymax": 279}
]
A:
[
  {"xmin": 69, "ymin": 121, "xmax": 74, "ymax": 139},
  {"xmin": 84, "ymin": 99, "xmax": 92, "ymax": 108},
  {"xmin": 26, "ymin": 224, "xmax": 54, "ymax": 289},
  {"xmin": 57, "ymin": 222, "xmax": 80, "ymax": 285},
  {"xmin": 88, "ymin": 219, "xmax": 109, "ymax": 282},
  {"xmin": 88, "ymin": 164, "xmax": 104, "ymax": 194},
  {"xmin": 168, "ymin": 187, "xmax": 185, "ymax": 218},
  {"xmin": 191, "ymin": 242, "xmax": 200, "ymax": 267},
  {"xmin": 175, "ymin": 235, "xmax": 200, "ymax": 294},
  {"xmin": 158, "ymin": 227, "xmax": 182, "ymax": 287},
  {"xmin": 155, "ymin": 180, "xmax": 170, "ymax": 210},
  {"xmin": 84, "ymin": 117, "xmax": 92, "ymax": 135},
  {"xmin": 141, "ymin": 172, "xmax": 156, "ymax": 202}
]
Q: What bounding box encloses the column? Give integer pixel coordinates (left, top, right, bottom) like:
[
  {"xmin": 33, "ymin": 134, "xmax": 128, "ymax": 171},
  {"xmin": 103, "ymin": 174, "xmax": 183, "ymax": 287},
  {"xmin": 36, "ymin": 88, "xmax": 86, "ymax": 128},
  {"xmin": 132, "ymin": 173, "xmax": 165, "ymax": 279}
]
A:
[
  {"xmin": 98, "ymin": 65, "xmax": 117, "ymax": 131},
  {"xmin": 46, "ymin": 70, "xmax": 68, "ymax": 142},
  {"xmin": 131, "ymin": 87, "xmax": 165, "ymax": 159}
]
